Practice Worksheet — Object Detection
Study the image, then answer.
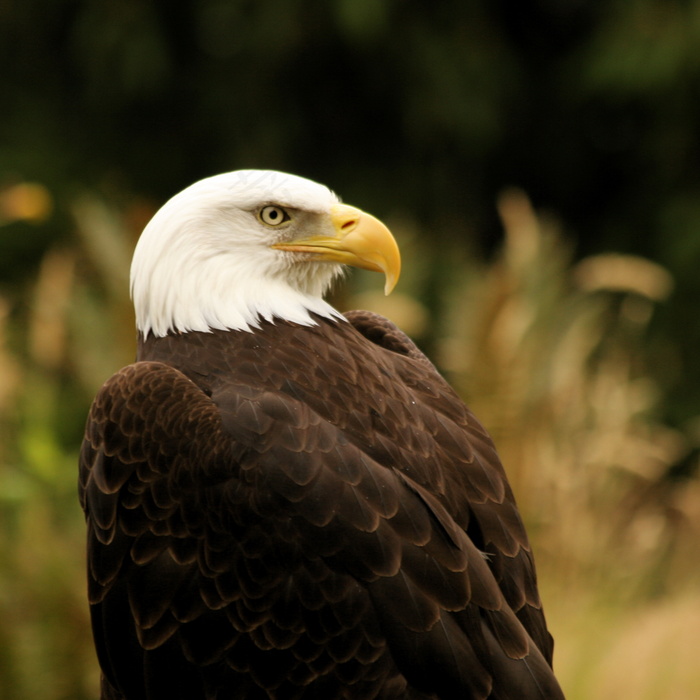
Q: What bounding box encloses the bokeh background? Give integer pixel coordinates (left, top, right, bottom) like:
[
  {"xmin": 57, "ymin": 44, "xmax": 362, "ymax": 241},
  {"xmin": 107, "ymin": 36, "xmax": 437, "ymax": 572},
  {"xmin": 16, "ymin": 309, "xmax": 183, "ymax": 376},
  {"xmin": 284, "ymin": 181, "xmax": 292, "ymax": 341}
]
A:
[{"xmin": 2, "ymin": 2, "xmax": 700, "ymax": 698}]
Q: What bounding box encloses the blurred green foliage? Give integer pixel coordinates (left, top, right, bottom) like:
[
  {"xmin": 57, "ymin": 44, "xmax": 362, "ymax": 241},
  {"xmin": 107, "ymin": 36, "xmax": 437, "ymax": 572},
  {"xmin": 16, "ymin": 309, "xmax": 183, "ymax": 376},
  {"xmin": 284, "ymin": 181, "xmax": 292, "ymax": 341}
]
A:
[{"xmin": 1, "ymin": 1, "xmax": 700, "ymax": 698}]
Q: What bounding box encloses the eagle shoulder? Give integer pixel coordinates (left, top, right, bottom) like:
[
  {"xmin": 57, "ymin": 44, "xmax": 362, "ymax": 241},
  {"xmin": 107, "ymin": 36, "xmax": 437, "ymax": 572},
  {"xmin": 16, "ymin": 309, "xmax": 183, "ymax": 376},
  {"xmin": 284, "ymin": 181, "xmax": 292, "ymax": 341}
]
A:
[{"xmin": 343, "ymin": 308, "xmax": 434, "ymax": 367}]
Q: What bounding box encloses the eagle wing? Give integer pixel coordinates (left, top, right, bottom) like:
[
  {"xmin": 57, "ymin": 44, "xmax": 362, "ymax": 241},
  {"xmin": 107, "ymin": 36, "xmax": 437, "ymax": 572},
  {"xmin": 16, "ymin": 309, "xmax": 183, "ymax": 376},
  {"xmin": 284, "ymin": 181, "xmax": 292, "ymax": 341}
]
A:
[
  {"xmin": 80, "ymin": 321, "xmax": 562, "ymax": 699},
  {"xmin": 344, "ymin": 309, "xmax": 554, "ymax": 657}
]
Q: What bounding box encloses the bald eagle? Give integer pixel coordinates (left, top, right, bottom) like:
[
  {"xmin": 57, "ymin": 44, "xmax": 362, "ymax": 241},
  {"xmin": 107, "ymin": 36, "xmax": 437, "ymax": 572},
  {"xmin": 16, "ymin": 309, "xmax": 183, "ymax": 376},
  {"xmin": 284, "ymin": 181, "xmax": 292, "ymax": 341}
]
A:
[{"xmin": 80, "ymin": 171, "xmax": 564, "ymax": 700}]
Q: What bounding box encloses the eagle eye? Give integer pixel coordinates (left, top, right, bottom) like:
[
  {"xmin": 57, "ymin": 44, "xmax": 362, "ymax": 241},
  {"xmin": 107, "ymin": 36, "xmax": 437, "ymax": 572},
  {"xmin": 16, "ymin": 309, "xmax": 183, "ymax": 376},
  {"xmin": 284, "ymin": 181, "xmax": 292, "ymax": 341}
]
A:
[{"xmin": 259, "ymin": 205, "xmax": 291, "ymax": 227}]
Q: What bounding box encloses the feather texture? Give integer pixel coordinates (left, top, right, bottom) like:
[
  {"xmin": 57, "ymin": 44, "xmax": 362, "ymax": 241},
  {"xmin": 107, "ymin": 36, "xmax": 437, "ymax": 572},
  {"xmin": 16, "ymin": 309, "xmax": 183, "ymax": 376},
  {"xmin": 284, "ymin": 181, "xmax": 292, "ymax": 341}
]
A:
[{"xmin": 80, "ymin": 311, "xmax": 564, "ymax": 699}]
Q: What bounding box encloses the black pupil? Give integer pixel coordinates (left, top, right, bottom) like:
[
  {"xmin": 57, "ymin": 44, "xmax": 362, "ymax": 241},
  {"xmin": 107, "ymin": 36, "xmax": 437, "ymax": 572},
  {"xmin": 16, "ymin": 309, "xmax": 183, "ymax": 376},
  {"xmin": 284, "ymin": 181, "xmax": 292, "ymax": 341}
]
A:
[{"xmin": 268, "ymin": 208, "xmax": 279, "ymax": 221}]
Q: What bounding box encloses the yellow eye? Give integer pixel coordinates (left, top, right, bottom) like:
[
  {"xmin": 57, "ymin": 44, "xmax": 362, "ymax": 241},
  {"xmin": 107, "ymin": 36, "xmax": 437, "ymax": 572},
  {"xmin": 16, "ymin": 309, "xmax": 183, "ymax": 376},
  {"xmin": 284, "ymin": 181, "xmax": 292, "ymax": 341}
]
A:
[{"xmin": 259, "ymin": 205, "xmax": 290, "ymax": 226}]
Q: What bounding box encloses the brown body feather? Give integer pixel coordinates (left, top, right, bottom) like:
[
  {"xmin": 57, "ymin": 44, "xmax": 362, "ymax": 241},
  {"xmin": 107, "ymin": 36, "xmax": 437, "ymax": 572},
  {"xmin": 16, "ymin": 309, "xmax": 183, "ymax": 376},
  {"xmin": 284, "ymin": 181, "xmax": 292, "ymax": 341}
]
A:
[{"xmin": 80, "ymin": 311, "xmax": 564, "ymax": 699}]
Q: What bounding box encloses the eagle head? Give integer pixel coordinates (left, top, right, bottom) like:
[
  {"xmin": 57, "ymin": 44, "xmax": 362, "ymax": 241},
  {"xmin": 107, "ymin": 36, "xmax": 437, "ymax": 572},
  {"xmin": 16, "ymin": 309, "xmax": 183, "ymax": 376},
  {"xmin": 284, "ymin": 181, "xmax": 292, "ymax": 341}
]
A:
[{"xmin": 130, "ymin": 170, "xmax": 401, "ymax": 338}]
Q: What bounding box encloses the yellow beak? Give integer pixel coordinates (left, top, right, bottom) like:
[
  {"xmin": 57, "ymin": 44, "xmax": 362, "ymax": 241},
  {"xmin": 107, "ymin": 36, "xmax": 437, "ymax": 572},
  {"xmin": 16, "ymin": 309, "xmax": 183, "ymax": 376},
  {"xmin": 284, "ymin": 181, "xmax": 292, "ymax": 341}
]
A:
[{"xmin": 271, "ymin": 203, "xmax": 401, "ymax": 295}]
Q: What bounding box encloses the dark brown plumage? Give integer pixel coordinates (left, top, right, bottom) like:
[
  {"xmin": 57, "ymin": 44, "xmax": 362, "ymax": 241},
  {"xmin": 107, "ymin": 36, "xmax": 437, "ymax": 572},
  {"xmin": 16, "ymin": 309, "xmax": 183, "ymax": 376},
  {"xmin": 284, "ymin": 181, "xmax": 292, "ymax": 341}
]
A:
[
  {"xmin": 80, "ymin": 310, "xmax": 564, "ymax": 699},
  {"xmin": 80, "ymin": 169, "xmax": 563, "ymax": 698}
]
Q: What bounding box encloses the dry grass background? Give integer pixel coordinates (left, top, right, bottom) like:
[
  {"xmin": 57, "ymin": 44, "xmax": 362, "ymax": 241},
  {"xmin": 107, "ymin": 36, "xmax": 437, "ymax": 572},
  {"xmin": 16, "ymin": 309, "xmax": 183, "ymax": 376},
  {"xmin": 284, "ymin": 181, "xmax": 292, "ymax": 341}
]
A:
[{"xmin": 1, "ymin": 185, "xmax": 698, "ymax": 698}]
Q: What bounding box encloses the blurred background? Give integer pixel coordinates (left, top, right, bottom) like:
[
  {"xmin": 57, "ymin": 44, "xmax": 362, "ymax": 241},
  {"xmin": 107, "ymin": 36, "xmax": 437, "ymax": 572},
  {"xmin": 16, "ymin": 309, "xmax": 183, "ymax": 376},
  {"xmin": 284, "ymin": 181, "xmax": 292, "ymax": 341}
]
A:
[{"xmin": 1, "ymin": 1, "xmax": 699, "ymax": 698}]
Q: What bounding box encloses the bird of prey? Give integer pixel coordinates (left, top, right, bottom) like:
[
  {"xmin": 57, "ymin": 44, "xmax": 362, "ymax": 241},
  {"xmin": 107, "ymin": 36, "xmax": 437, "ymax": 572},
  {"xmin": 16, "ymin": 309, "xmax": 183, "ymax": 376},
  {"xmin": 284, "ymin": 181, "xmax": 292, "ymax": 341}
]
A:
[{"xmin": 80, "ymin": 170, "xmax": 564, "ymax": 699}]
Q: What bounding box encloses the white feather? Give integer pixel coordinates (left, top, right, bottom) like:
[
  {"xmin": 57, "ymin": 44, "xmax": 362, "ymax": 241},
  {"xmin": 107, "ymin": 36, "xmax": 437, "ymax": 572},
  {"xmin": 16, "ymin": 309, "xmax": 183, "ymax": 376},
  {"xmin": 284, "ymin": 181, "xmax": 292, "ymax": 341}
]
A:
[{"xmin": 130, "ymin": 170, "xmax": 347, "ymax": 337}]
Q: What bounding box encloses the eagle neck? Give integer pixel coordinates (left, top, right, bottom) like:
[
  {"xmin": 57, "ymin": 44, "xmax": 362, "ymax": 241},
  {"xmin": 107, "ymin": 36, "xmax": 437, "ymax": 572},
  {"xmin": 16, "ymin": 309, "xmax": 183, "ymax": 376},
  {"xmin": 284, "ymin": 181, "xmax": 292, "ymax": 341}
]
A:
[{"xmin": 136, "ymin": 315, "xmax": 354, "ymax": 375}]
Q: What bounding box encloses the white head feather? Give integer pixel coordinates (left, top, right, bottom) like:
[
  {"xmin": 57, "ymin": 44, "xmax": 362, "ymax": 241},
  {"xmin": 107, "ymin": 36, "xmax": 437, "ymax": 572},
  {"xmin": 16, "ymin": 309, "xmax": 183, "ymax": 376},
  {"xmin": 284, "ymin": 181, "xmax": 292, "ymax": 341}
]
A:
[{"xmin": 130, "ymin": 170, "xmax": 347, "ymax": 338}]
